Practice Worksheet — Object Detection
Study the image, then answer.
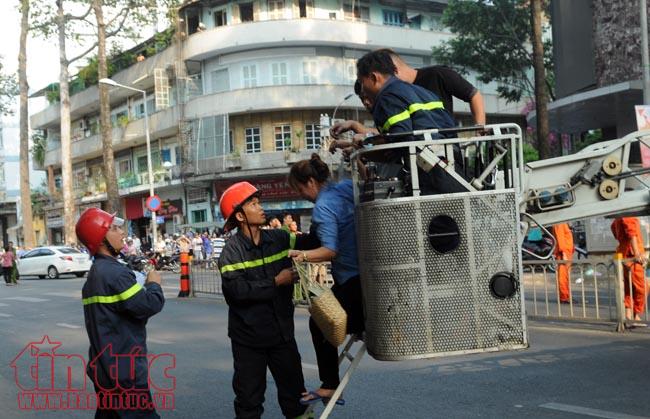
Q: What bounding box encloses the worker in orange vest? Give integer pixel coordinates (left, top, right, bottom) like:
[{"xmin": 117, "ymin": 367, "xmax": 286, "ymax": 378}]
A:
[
  {"xmin": 552, "ymin": 223, "xmax": 574, "ymax": 303},
  {"xmin": 611, "ymin": 217, "xmax": 648, "ymax": 321}
]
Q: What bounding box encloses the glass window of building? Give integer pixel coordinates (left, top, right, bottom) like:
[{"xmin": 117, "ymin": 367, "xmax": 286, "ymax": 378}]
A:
[
  {"xmin": 239, "ymin": 2, "xmax": 254, "ymax": 22},
  {"xmin": 136, "ymin": 150, "xmax": 161, "ymax": 173},
  {"xmin": 268, "ymin": 0, "xmax": 284, "ymax": 20},
  {"xmin": 229, "ymin": 130, "xmax": 234, "ymax": 152},
  {"xmin": 211, "ymin": 68, "xmax": 230, "ymax": 93},
  {"xmin": 242, "ymin": 65, "xmax": 257, "ymax": 88},
  {"xmin": 192, "ymin": 209, "xmax": 207, "ymax": 223},
  {"xmin": 245, "ymin": 127, "xmax": 261, "ymax": 153},
  {"xmin": 274, "ymin": 124, "xmax": 292, "ymax": 151},
  {"xmin": 305, "ymin": 123, "xmax": 321, "ymax": 149},
  {"xmin": 214, "ymin": 9, "xmax": 227, "ymax": 27},
  {"xmin": 302, "ymin": 61, "xmax": 317, "ymax": 84},
  {"xmin": 344, "ymin": 1, "xmax": 369, "ymax": 22},
  {"xmin": 298, "ymin": 0, "xmax": 312, "ymax": 18},
  {"xmin": 272, "ymin": 63, "xmax": 288, "ymax": 85},
  {"xmin": 116, "ymin": 158, "xmax": 132, "ymax": 177},
  {"xmin": 382, "ymin": 10, "xmax": 405, "ymax": 26},
  {"xmin": 198, "ymin": 115, "xmax": 229, "ymax": 158}
]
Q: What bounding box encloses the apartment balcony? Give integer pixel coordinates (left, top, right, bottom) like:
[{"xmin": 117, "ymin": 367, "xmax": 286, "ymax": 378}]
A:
[
  {"xmin": 31, "ymin": 46, "xmax": 177, "ymax": 130},
  {"xmin": 183, "ymin": 18, "xmax": 453, "ymax": 61},
  {"xmin": 185, "ymin": 84, "xmax": 362, "ymax": 118},
  {"xmin": 43, "ymin": 106, "xmax": 180, "ymax": 167}
]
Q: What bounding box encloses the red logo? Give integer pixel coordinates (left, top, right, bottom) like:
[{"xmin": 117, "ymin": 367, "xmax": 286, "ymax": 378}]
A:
[{"xmin": 10, "ymin": 336, "xmax": 176, "ymax": 411}]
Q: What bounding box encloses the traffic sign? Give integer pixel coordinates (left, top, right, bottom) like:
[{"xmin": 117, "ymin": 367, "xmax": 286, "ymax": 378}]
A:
[{"xmin": 146, "ymin": 195, "xmax": 162, "ymax": 212}]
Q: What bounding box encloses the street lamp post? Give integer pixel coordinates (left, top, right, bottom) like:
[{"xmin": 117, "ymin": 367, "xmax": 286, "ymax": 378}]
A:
[{"xmin": 99, "ymin": 78, "xmax": 158, "ymax": 247}]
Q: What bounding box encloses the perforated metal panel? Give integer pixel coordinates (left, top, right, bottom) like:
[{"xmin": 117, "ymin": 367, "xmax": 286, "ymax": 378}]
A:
[{"xmin": 357, "ymin": 191, "xmax": 527, "ymax": 360}]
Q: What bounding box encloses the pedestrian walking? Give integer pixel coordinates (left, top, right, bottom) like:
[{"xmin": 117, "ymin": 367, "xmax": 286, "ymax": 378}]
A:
[{"xmin": 2, "ymin": 245, "xmax": 16, "ymax": 286}]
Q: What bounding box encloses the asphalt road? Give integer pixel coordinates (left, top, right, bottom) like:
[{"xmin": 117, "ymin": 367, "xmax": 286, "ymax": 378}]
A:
[{"xmin": 1, "ymin": 272, "xmax": 649, "ymax": 419}]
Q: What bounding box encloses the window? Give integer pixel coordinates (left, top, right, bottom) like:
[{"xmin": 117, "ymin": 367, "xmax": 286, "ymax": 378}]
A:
[
  {"xmin": 116, "ymin": 158, "xmax": 132, "ymax": 177},
  {"xmin": 196, "ymin": 115, "xmax": 229, "ymax": 158},
  {"xmin": 298, "ymin": 0, "xmax": 310, "ymax": 18},
  {"xmin": 133, "ymin": 98, "xmax": 155, "ymax": 119},
  {"xmin": 274, "ymin": 125, "xmax": 292, "ymax": 151},
  {"xmin": 229, "ymin": 130, "xmax": 234, "ymax": 153},
  {"xmin": 214, "ymin": 10, "xmax": 227, "ymax": 27},
  {"xmin": 211, "ymin": 69, "xmax": 230, "ymax": 93},
  {"xmin": 54, "ymin": 175, "xmax": 62, "ymax": 189},
  {"xmin": 136, "ymin": 150, "xmax": 161, "ymax": 174},
  {"xmin": 272, "ymin": 63, "xmax": 288, "ymax": 85},
  {"xmin": 188, "ymin": 188, "xmax": 208, "ymax": 204},
  {"xmin": 239, "ymin": 2, "xmax": 254, "ymax": 22},
  {"xmin": 302, "ymin": 61, "xmax": 317, "ymax": 84},
  {"xmin": 245, "ymin": 127, "xmax": 261, "ymax": 153},
  {"xmin": 344, "ymin": 2, "xmax": 369, "ymax": 22},
  {"xmin": 305, "ymin": 123, "xmax": 321, "ymax": 149},
  {"xmin": 111, "ymin": 110, "xmax": 128, "ymax": 127},
  {"xmin": 268, "ymin": 0, "xmax": 284, "ymax": 20},
  {"xmin": 192, "ymin": 209, "xmax": 207, "ymax": 223},
  {"xmin": 242, "ymin": 65, "xmax": 257, "ymax": 88},
  {"xmin": 382, "ymin": 10, "xmax": 404, "ymax": 27}
]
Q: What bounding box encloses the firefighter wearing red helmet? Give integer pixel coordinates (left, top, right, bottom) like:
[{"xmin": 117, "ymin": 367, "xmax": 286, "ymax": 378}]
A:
[
  {"xmin": 217, "ymin": 181, "xmax": 313, "ymax": 419},
  {"xmin": 76, "ymin": 208, "xmax": 165, "ymax": 418}
]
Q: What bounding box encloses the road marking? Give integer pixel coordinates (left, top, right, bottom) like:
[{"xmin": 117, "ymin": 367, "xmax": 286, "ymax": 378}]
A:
[
  {"xmin": 0, "ymin": 303, "xmax": 8, "ymax": 307},
  {"xmin": 0, "ymin": 313, "xmax": 13, "ymax": 317},
  {"xmin": 3, "ymin": 297, "xmax": 49, "ymax": 302},
  {"xmin": 539, "ymin": 403, "xmax": 650, "ymax": 419},
  {"xmin": 301, "ymin": 363, "xmax": 319, "ymax": 371},
  {"xmin": 148, "ymin": 338, "xmax": 174, "ymax": 345},
  {"xmin": 56, "ymin": 323, "xmax": 81, "ymax": 329}
]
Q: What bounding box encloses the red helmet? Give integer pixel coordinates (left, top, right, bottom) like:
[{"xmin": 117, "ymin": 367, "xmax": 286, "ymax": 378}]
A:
[
  {"xmin": 219, "ymin": 181, "xmax": 259, "ymax": 231},
  {"xmin": 75, "ymin": 208, "xmax": 124, "ymax": 255}
]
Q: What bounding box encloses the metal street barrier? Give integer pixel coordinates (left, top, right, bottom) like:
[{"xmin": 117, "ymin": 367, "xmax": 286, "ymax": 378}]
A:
[{"xmin": 524, "ymin": 257, "xmax": 648, "ymax": 331}]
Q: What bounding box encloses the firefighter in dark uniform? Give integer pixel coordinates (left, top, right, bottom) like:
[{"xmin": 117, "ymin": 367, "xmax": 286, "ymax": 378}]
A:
[
  {"xmin": 217, "ymin": 182, "xmax": 310, "ymax": 419},
  {"xmin": 76, "ymin": 208, "xmax": 165, "ymax": 419}
]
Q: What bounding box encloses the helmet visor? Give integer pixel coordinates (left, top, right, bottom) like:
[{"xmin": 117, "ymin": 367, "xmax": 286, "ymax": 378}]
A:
[{"xmin": 112, "ymin": 216, "xmax": 125, "ymax": 227}]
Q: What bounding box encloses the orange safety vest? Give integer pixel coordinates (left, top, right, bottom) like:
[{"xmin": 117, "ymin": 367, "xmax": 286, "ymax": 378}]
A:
[{"xmin": 611, "ymin": 217, "xmax": 644, "ymax": 259}]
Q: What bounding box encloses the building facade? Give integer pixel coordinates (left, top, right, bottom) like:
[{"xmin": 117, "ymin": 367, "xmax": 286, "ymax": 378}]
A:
[{"xmin": 32, "ymin": 0, "xmax": 526, "ymax": 242}]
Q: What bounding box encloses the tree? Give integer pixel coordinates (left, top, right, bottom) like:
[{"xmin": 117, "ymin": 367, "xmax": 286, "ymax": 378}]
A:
[
  {"xmin": 530, "ymin": 0, "xmax": 550, "ymax": 159},
  {"xmin": 0, "ymin": 60, "xmax": 18, "ymax": 116},
  {"xmin": 18, "ymin": 0, "xmax": 36, "ymax": 248},
  {"xmin": 432, "ymin": 0, "xmax": 555, "ymax": 157},
  {"xmin": 91, "ymin": 0, "xmax": 155, "ymax": 216}
]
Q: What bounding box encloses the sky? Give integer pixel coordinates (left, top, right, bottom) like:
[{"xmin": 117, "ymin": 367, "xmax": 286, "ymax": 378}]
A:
[{"xmin": 0, "ymin": 2, "xmax": 163, "ymax": 192}]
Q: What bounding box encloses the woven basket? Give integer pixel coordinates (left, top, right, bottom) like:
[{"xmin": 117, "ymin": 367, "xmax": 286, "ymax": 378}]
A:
[
  {"xmin": 295, "ymin": 262, "xmax": 348, "ymax": 347},
  {"xmin": 309, "ymin": 289, "xmax": 348, "ymax": 347}
]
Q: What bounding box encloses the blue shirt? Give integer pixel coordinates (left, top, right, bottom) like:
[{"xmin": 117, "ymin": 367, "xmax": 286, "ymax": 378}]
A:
[{"xmin": 312, "ymin": 180, "xmax": 359, "ymax": 285}]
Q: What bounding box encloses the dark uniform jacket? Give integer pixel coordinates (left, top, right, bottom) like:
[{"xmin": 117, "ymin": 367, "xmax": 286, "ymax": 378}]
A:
[
  {"xmin": 82, "ymin": 254, "xmax": 165, "ymax": 391},
  {"xmin": 218, "ymin": 229, "xmax": 305, "ymax": 347}
]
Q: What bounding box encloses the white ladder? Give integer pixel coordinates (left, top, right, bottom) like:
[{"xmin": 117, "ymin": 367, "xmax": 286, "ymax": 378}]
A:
[{"xmin": 310, "ymin": 334, "xmax": 366, "ymax": 419}]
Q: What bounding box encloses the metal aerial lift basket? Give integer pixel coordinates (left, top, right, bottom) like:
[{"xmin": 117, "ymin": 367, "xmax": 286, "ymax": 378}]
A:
[{"xmin": 351, "ymin": 124, "xmax": 529, "ymax": 360}]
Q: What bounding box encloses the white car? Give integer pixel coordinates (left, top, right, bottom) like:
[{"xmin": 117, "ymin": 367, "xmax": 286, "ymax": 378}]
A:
[{"xmin": 16, "ymin": 246, "xmax": 92, "ymax": 279}]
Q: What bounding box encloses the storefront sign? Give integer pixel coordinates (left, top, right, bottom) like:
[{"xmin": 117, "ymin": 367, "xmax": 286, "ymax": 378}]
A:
[
  {"xmin": 157, "ymin": 199, "xmax": 183, "ymax": 218},
  {"xmin": 214, "ymin": 177, "xmax": 301, "ymax": 201}
]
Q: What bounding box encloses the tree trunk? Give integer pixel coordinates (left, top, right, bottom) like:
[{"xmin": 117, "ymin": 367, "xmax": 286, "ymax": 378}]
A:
[
  {"xmin": 531, "ymin": 0, "xmax": 550, "ymax": 159},
  {"xmin": 93, "ymin": 0, "xmax": 121, "ymax": 215},
  {"xmin": 18, "ymin": 0, "xmax": 35, "ymax": 247},
  {"xmin": 57, "ymin": 0, "xmax": 76, "ymax": 245}
]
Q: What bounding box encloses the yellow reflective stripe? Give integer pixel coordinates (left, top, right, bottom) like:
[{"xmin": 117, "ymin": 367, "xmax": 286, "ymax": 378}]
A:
[
  {"xmin": 289, "ymin": 233, "xmax": 296, "ymax": 250},
  {"xmin": 408, "ymin": 101, "xmax": 444, "ymax": 113},
  {"xmin": 82, "ymin": 283, "xmax": 142, "ymax": 306},
  {"xmin": 381, "ymin": 101, "xmax": 445, "ymax": 132},
  {"xmin": 220, "ymin": 249, "xmax": 289, "ymax": 273},
  {"xmin": 382, "ymin": 110, "xmax": 410, "ymax": 132}
]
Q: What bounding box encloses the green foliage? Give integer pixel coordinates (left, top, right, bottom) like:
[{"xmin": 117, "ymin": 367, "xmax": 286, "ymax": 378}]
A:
[
  {"xmin": 30, "ymin": 132, "xmax": 47, "ymax": 167},
  {"xmin": 30, "ymin": 191, "xmax": 48, "ymax": 217},
  {"xmin": 45, "ymin": 83, "xmax": 60, "ymax": 104},
  {"xmin": 0, "ymin": 58, "xmax": 18, "ymax": 115},
  {"xmin": 432, "ymin": 0, "xmax": 554, "ymax": 103},
  {"xmin": 573, "ymin": 129, "xmax": 603, "ymax": 152},
  {"xmin": 522, "ymin": 142, "xmax": 540, "ymax": 163}
]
